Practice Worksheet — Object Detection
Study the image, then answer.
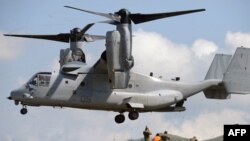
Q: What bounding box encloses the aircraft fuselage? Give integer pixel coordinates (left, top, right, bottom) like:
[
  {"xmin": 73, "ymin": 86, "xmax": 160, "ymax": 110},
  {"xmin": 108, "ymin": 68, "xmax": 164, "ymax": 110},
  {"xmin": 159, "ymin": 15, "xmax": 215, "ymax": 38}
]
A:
[
  {"xmin": 9, "ymin": 64, "xmax": 221, "ymax": 123},
  {"xmin": 11, "ymin": 71, "xmax": 186, "ymax": 112}
]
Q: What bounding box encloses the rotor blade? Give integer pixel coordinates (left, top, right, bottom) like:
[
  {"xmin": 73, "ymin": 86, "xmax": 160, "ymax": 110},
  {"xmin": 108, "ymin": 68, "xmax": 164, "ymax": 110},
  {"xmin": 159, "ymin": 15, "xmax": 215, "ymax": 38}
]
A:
[
  {"xmin": 97, "ymin": 20, "xmax": 119, "ymax": 25},
  {"xmin": 64, "ymin": 6, "xmax": 120, "ymax": 22},
  {"xmin": 81, "ymin": 23, "xmax": 95, "ymax": 35},
  {"xmin": 130, "ymin": 9, "xmax": 205, "ymax": 24},
  {"xmin": 4, "ymin": 33, "xmax": 70, "ymax": 43},
  {"xmin": 81, "ymin": 21, "xmax": 117, "ymax": 36},
  {"xmin": 83, "ymin": 34, "xmax": 106, "ymax": 42}
]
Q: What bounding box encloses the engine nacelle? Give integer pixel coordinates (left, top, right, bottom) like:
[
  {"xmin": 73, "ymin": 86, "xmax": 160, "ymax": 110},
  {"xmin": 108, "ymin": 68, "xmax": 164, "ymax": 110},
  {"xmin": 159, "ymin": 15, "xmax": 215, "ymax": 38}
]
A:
[
  {"xmin": 59, "ymin": 47, "xmax": 85, "ymax": 68},
  {"xmin": 106, "ymin": 31, "xmax": 129, "ymax": 89}
]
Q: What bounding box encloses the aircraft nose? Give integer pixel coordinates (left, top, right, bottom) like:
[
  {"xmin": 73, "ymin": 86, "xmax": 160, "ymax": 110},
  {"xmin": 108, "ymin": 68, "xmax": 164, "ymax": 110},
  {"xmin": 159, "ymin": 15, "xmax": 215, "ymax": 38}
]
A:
[
  {"xmin": 7, "ymin": 96, "xmax": 12, "ymax": 100},
  {"xmin": 10, "ymin": 86, "xmax": 34, "ymax": 100},
  {"xmin": 10, "ymin": 88, "xmax": 25, "ymax": 100},
  {"xmin": 10, "ymin": 90, "xmax": 20, "ymax": 99}
]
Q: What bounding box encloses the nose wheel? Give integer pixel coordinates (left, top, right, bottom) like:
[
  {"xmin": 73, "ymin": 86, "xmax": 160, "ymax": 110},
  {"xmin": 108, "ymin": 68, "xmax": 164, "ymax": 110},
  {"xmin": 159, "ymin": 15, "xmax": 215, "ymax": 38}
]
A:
[{"xmin": 20, "ymin": 106, "xmax": 28, "ymax": 115}]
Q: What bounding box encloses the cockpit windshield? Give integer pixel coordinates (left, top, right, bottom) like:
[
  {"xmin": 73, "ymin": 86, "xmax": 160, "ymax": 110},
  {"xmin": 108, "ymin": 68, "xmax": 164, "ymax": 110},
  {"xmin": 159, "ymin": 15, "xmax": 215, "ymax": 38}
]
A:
[{"xmin": 29, "ymin": 72, "xmax": 51, "ymax": 87}]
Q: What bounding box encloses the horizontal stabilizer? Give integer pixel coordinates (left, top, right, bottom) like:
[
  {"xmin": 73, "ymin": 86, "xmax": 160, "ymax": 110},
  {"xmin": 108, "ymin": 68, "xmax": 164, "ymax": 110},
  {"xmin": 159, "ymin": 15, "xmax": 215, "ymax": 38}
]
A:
[{"xmin": 203, "ymin": 84, "xmax": 230, "ymax": 99}]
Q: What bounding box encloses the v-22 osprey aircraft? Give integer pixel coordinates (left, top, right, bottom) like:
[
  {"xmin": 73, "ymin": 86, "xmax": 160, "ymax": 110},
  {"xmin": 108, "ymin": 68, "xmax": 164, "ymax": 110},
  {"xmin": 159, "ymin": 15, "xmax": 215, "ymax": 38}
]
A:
[{"xmin": 6, "ymin": 6, "xmax": 250, "ymax": 124}]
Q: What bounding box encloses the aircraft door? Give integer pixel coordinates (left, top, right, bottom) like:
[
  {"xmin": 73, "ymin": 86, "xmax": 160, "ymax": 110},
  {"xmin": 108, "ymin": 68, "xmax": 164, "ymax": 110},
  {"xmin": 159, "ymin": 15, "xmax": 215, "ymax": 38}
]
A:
[{"xmin": 48, "ymin": 74, "xmax": 75, "ymax": 101}]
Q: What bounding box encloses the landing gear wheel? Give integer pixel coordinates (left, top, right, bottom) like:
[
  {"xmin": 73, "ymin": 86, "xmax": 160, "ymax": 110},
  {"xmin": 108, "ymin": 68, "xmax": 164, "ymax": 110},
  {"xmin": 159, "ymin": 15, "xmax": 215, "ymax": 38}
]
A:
[
  {"xmin": 128, "ymin": 111, "xmax": 139, "ymax": 120},
  {"xmin": 114, "ymin": 114, "xmax": 125, "ymax": 124},
  {"xmin": 20, "ymin": 108, "xmax": 27, "ymax": 115}
]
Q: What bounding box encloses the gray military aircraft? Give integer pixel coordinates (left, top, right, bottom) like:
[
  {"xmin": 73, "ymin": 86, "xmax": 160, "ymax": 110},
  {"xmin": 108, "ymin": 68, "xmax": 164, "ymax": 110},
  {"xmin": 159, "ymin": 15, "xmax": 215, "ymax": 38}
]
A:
[{"xmin": 6, "ymin": 7, "xmax": 250, "ymax": 124}]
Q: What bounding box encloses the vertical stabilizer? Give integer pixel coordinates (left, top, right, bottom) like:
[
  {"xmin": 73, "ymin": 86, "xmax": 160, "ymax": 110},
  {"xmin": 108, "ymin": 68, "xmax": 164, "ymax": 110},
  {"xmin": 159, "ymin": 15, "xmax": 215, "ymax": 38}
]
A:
[
  {"xmin": 223, "ymin": 47, "xmax": 250, "ymax": 94},
  {"xmin": 204, "ymin": 54, "xmax": 232, "ymax": 99},
  {"xmin": 205, "ymin": 54, "xmax": 232, "ymax": 80}
]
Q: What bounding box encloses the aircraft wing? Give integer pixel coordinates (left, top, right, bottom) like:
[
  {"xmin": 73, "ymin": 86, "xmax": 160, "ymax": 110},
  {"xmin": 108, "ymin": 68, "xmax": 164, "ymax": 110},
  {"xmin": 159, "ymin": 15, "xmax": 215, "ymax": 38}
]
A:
[
  {"xmin": 90, "ymin": 51, "xmax": 108, "ymax": 74},
  {"xmin": 91, "ymin": 59, "xmax": 108, "ymax": 73}
]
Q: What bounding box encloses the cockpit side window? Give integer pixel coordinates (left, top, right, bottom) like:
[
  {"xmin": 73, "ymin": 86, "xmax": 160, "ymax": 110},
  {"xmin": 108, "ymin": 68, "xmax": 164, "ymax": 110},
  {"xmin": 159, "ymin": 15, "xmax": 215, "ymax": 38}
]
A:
[
  {"xmin": 29, "ymin": 75, "xmax": 38, "ymax": 86},
  {"xmin": 38, "ymin": 74, "xmax": 51, "ymax": 87}
]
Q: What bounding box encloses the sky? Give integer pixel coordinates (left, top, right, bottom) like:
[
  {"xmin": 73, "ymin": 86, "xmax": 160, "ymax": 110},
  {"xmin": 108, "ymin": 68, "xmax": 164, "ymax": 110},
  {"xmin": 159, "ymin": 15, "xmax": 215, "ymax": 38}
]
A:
[{"xmin": 1, "ymin": 0, "xmax": 250, "ymax": 140}]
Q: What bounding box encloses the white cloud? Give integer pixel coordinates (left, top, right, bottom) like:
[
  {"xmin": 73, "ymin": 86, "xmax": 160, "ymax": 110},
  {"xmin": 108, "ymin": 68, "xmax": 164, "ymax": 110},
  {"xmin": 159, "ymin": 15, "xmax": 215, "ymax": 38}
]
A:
[
  {"xmin": 132, "ymin": 29, "xmax": 217, "ymax": 81},
  {"xmin": 0, "ymin": 33, "xmax": 26, "ymax": 60},
  {"xmin": 225, "ymin": 31, "xmax": 250, "ymax": 49},
  {"xmin": 132, "ymin": 29, "xmax": 194, "ymax": 80},
  {"xmin": 192, "ymin": 39, "xmax": 218, "ymax": 59},
  {"xmin": 174, "ymin": 109, "xmax": 249, "ymax": 140}
]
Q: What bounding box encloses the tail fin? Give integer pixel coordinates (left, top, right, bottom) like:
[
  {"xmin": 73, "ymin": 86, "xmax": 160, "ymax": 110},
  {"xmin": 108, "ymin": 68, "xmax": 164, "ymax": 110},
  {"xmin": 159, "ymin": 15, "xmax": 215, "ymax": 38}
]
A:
[
  {"xmin": 204, "ymin": 47, "xmax": 250, "ymax": 99},
  {"xmin": 205, "ymin": 54, "xmax": 232, "ymax": 80},
  {"xmin": 204, "ymin": 54, "xmax": 232, "ymax": 99},
  {"xmin": 223, "ymin": 48, "xmax": 250, "ymax": 94}
]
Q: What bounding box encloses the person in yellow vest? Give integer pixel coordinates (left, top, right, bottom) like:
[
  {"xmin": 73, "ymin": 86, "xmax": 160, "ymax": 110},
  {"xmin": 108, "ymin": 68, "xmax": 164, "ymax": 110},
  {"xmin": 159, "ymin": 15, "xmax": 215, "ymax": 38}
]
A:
[{"xmin": 152, "ymin": 133, "xmax": 161, "ymax": 141}]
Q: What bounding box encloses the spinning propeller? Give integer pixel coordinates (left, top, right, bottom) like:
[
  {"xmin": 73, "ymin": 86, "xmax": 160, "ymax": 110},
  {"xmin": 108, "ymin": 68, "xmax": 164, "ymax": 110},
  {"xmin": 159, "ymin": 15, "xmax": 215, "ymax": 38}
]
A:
[
  {"xmin": 4, "ymin": 23, "xmax": 105, "ymax": 43},
  {"xmin": 64, "ymin": 6, "xmax": 205, "ymax": 24}
]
